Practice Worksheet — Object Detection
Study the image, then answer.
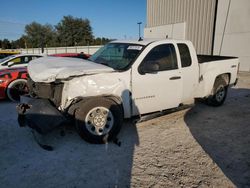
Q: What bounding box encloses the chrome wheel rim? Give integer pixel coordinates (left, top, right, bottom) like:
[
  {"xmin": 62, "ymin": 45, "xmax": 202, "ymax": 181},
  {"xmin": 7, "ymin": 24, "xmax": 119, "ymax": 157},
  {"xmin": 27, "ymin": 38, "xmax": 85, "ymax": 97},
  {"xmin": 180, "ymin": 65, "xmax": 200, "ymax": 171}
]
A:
[
  {"xmin": 215, "ymin": 85, "xmax": 225, "ymax": 102},
  {"xmin": 85, "ymin": 107, "xmax": 114, "ymax": 136}
]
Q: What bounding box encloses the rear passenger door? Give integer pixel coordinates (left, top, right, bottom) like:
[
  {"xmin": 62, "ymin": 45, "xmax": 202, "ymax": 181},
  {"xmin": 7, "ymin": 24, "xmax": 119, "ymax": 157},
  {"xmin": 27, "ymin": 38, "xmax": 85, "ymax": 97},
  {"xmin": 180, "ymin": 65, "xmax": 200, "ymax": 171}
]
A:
[{"xmin": 132, "ymin": 43, "xmax": 183, "ymax": 115}]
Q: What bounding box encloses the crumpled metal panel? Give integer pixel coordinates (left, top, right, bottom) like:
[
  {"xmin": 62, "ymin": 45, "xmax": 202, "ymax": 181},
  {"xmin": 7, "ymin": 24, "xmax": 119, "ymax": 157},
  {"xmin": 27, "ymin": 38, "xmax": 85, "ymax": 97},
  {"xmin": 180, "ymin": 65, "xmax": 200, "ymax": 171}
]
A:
[
  {"xmin": 60, "ymin": 72, "xmax": 131, "ymax": 118},
  {"xmin": 28, "ymin": 56, "xmax": 114, "ymax": 83}
]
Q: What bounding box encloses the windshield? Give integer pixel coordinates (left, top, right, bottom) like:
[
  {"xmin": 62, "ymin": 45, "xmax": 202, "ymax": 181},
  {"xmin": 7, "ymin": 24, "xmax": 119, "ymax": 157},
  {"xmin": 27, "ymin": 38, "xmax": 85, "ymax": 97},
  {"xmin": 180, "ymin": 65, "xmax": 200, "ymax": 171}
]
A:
[{"xmin": 89, "ymin": 43, "xmax": 144, "ymax": 70}]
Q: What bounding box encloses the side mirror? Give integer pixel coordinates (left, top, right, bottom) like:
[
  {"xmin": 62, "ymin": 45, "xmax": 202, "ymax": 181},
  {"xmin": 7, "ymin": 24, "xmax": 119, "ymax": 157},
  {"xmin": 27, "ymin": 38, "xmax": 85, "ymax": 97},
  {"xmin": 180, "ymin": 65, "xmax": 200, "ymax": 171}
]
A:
[
  {"xmin": 140, "ymin": 61, "xmax": 160, "ymax": 74},
  {"xmin": 7, "ymin": 61, "xmax": 15, "ymax": 67}
]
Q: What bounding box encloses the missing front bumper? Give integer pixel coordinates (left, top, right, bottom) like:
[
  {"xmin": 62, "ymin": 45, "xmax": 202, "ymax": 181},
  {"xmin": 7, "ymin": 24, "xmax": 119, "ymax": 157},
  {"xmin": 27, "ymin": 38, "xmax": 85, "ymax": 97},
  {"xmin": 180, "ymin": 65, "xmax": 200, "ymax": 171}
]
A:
[{"xmin": 17, "ymin": 96, "xmax": 67, "ymax": 134}]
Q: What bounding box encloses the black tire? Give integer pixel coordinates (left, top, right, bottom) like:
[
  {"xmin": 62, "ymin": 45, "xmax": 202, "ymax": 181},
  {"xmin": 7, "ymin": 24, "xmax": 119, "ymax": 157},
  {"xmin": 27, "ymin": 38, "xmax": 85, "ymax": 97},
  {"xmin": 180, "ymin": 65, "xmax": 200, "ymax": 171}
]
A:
[
  {"xmin": 6, "ymin": 79, "xmax": 28, "ymax": 102},
  {"xmin": 206, "ymin": 77, "xmax": 228, "ymax": 106},
  {"xmin": 75, "ymin": 97, "xmax": 123, "ymax": 144}
]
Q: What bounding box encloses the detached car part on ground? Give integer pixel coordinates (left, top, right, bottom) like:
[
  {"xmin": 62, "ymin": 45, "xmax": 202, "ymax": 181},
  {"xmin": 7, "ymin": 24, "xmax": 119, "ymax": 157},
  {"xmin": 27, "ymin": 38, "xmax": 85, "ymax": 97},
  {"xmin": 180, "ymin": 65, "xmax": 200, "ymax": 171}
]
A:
[{"xmin": 17, "ymin": 39, "xmax": 239, "ymax": 144}]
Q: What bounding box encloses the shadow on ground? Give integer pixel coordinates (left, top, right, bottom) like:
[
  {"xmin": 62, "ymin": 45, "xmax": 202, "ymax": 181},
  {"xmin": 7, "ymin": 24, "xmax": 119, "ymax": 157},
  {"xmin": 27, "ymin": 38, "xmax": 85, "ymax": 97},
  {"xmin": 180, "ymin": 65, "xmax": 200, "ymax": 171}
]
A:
[
  {"xmin": 0, "ymin": 116, "xmax": 139, "ymax": 188},
  {"xmin": 185, "ymin": 88, "xmax": 250, "ymax": 187}
]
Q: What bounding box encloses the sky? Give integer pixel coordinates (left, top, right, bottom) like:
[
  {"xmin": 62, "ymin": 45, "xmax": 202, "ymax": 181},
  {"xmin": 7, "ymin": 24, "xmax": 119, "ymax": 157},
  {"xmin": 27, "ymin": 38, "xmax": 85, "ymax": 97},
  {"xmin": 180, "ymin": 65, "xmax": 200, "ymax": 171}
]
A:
[{"xmin": 0, "ymin": 0, "xmax": 146, "ymax": 40}]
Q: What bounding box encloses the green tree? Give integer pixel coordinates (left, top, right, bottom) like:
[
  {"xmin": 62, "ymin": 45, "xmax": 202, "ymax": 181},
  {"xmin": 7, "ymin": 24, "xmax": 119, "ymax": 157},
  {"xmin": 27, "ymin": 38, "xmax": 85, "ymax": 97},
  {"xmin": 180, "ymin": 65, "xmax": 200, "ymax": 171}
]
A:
[
  {"xmin": 1, "ymin": 39, "xmax": 11, "ymax": 49},
  {"xmin": 92, "ymin": 37, "xmax": 112, "ymax": 45},
  {"xmin": 1, "ymin": 16, "xmax": 110, "ymax": 49},
  {"xmin": 24, "ymin": 22, "xmax": 57, "ymax": 48},
  {"xmin": 10, "ymin": 36, "xmax": 27, "ymax": 49},
  {"xmin": 56, "ymin": 15, "xmax": 93, "ymax": 46},
  {"xmin": 94, "ymin": 37, "xmax": 102, "ymax": 45}
]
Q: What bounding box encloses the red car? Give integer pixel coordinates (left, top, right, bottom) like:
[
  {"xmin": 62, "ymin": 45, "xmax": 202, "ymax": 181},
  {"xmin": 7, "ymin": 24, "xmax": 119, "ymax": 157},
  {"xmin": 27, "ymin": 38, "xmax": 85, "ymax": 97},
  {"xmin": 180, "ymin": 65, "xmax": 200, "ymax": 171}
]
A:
[
  {"xmin": 50, "ymin": 52, "xmax": 90, "ymax": 59},
  {"xmin": 0, "ymin": 67, "xmax": 28, "ymax": 101}
]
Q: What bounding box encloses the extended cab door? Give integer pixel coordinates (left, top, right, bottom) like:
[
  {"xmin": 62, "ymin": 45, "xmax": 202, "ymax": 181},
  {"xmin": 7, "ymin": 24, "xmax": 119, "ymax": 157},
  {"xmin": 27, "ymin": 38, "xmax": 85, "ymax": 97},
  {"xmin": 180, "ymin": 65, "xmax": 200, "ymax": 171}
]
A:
[
  {"xmin": 176, "ymin": 43, "xmax": 199, "ymax": 103},
  {"xmin": 131, "ymin": 42, "xmax": 182, "ymax": 115}
]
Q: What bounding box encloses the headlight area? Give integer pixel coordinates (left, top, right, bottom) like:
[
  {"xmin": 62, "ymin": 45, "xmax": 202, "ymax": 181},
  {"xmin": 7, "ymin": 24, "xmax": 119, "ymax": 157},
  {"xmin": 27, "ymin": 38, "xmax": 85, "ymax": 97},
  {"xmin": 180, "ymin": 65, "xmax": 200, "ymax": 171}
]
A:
[{"xmin": 27, "ymin": 78, "xmax": 64, "ymax": 107}]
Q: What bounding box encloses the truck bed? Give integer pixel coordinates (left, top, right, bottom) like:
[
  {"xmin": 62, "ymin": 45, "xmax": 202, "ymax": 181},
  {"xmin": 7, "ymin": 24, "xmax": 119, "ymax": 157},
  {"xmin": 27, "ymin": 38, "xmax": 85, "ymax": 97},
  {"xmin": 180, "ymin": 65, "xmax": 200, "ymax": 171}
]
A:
[
  {"xmin": 197, "ymin": 55, "xmax": 237, "ymax": 64},
  {"xmin": 196, "ymin": 55, "xmax": 239, "ymax": 98}
]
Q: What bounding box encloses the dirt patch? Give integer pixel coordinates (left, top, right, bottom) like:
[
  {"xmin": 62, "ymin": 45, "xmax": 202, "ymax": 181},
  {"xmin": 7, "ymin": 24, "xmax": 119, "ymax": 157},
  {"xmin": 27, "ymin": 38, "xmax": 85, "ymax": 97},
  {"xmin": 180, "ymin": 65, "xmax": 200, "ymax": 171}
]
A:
[{"xmin": 0, "ymin": 72, "xmax": 249, "ymax": 187}]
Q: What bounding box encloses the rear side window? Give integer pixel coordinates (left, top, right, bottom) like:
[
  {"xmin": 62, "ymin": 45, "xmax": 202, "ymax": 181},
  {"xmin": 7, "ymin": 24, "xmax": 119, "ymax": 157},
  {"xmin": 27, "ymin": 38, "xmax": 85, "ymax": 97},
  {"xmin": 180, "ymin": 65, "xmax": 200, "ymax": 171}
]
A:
[{"xmin": 178, "ymin": 43, "xmax": 192, "ymax": 67}]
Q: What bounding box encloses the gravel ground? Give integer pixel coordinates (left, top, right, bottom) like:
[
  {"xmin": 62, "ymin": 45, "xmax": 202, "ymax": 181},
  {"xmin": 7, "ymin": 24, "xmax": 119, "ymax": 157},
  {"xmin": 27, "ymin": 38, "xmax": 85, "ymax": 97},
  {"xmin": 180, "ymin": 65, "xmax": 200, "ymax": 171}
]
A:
[{"xmin": 0, "ymin": 72, "xmax": 250, "ymax": 188}]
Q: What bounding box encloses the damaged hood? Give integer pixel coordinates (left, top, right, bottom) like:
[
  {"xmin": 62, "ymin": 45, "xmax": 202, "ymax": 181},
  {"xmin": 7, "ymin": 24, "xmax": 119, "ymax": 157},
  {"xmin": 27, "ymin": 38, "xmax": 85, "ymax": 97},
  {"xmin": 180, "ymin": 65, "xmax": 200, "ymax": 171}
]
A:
[{"xmin": 28, "ymin": 57, "xmax": 114, "ymax": 83}]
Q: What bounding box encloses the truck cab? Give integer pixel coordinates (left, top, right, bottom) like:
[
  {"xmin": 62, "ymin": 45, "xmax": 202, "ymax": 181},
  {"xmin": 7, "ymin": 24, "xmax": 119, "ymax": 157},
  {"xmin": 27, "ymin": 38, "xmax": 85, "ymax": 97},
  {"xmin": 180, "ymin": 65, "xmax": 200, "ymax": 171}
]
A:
[{"xmin": 131, "ymin": 40, "xmax": 199, "ymax": 115}]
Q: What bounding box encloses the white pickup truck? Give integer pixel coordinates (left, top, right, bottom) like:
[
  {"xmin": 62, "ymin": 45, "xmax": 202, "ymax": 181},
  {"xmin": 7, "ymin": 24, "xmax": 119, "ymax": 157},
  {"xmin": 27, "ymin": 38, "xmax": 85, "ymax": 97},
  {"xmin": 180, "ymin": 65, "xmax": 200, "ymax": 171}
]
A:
[{"xmin": 17, "ymin": 39, "xmax": 239, "ymax": 144}]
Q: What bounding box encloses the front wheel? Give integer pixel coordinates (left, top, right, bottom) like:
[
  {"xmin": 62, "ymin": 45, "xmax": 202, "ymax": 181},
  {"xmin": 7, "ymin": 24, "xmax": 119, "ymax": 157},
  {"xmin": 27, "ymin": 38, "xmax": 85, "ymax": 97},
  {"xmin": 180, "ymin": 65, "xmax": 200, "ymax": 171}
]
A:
[
  {"xmin": 75, "ymin": 98, "xmax": 123, "ymax": 144},
  {"xmin": 206, "ymin": 78, "xmax": 228, "ymax": 106}
]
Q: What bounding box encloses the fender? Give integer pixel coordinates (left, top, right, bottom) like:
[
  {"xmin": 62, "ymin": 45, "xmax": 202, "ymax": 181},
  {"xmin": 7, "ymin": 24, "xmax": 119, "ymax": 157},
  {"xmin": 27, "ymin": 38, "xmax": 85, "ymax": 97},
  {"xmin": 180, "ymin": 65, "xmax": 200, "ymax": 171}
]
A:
[{"xmin": 67, "ymin": 95, "xmax": 130, "ymax": 119}]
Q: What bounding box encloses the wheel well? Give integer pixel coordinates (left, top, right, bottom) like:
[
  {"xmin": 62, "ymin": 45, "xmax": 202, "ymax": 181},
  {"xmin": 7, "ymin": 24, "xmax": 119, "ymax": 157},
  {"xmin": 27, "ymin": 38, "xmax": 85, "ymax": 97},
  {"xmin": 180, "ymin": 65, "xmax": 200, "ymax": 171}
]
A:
[
  {"xmin": 6, "ymin": 78, "xmax": 27, "ymax": 94},
  {"xmin": 215, "ymin": 73, "xmax": 231, "ymax": 85},
  {"xmin": 7, "ymin": 78, "xmax": 27, "ymax": 88},
  {"xmin": 67, "ymin": 95, "xmax": 124, "ymax": 117}
]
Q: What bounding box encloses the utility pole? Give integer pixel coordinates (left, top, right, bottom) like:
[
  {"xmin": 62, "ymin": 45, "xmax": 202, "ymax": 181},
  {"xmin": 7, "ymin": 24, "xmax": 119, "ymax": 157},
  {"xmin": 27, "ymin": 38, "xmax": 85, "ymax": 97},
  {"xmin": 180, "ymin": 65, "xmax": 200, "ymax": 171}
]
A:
[{"xmin": 137, "ymin": 22, "xmax": 142, "ymax": 39}]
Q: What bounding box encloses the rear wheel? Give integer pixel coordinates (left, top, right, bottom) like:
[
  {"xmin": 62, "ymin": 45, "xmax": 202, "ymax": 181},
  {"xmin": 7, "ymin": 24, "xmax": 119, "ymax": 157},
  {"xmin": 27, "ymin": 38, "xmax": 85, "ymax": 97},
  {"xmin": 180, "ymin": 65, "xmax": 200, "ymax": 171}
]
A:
[
  {"xmin": 75, "ymin": 98, "xmax": 123, "ymax": 144},
  {"xmin": 6, "ymin": 79, "xmax": 28, "ymax": 102},
  {"xmin": 206, "ymin": 77, "xmax": 228, "ymax": 106}
]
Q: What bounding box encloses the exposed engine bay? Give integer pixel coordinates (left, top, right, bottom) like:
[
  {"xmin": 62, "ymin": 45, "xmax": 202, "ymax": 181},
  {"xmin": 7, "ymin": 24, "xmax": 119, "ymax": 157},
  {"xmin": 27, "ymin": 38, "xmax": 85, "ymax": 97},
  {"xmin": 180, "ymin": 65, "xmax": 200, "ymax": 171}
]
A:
[{"xmin": 27, "ymin": 78, "xmax": 64, "ymax": 107}]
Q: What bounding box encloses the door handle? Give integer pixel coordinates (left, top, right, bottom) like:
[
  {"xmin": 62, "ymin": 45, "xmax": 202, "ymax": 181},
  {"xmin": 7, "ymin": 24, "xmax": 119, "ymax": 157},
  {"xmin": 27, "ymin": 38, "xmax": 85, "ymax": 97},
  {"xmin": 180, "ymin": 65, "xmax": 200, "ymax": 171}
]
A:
[{"xmin": 169, "ymin": 76, "xmax": 181, "ymax": 80}]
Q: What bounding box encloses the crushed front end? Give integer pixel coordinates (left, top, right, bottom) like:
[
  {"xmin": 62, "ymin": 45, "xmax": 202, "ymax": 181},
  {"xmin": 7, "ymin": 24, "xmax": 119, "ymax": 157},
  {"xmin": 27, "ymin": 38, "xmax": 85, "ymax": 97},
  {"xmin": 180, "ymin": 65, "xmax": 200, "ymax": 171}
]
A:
[{"xmin": 17, "ymin": 78, "xmax": 67, "ymax": 134}]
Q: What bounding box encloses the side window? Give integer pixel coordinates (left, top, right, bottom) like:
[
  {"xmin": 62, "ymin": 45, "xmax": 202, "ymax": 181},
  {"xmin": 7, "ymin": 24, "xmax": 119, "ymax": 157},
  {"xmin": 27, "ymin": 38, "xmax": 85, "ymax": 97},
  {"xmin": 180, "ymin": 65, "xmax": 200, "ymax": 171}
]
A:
[
  {"xmin": 139, "ymin": 44, "xmax": 177, "ymax": 74},
  {"xmin": 24, "ymin": 56, "xmax": 29, "ymax": 63},
  {"xmin": 2, "ymin": 57, "xmax": 21, "ymax": 66},
  {"xmin": 20, "ymin": 56, "xmax": 33, "ymax": 64},
  {"xmin": 11, "ymin": 57, "xmax": 21, "ymax": 64},
  {"xmin": 27, "ymin": 56, "xmax": 33, "ymax": 62},
  {"xmin": 177, "ymin": 43, "xmax": 192, "ymax": 67}
]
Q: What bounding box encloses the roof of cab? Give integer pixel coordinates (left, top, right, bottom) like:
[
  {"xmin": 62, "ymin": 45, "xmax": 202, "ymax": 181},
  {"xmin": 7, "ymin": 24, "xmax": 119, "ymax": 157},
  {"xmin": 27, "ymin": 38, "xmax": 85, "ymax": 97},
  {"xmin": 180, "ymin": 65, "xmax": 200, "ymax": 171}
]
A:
[{"xmin": 111, "ymin": 38, "xmax": 191, "ymax": 46}]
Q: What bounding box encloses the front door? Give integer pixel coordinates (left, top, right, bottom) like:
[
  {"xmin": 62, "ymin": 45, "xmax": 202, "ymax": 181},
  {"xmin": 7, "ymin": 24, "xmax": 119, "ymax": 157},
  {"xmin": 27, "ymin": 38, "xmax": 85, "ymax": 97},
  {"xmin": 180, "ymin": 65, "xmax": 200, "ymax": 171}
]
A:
[{"xmin": 132, "ymin": 43, "xmax": 182, "ymax": 115}]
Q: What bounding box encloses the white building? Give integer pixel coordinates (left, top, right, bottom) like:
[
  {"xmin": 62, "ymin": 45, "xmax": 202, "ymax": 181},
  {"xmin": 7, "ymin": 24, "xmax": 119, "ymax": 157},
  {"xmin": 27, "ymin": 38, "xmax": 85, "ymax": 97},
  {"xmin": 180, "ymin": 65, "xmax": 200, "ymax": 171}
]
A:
[{"xmin": 144, "ymin": 0, "xmax": 250, "ymax": 71}]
